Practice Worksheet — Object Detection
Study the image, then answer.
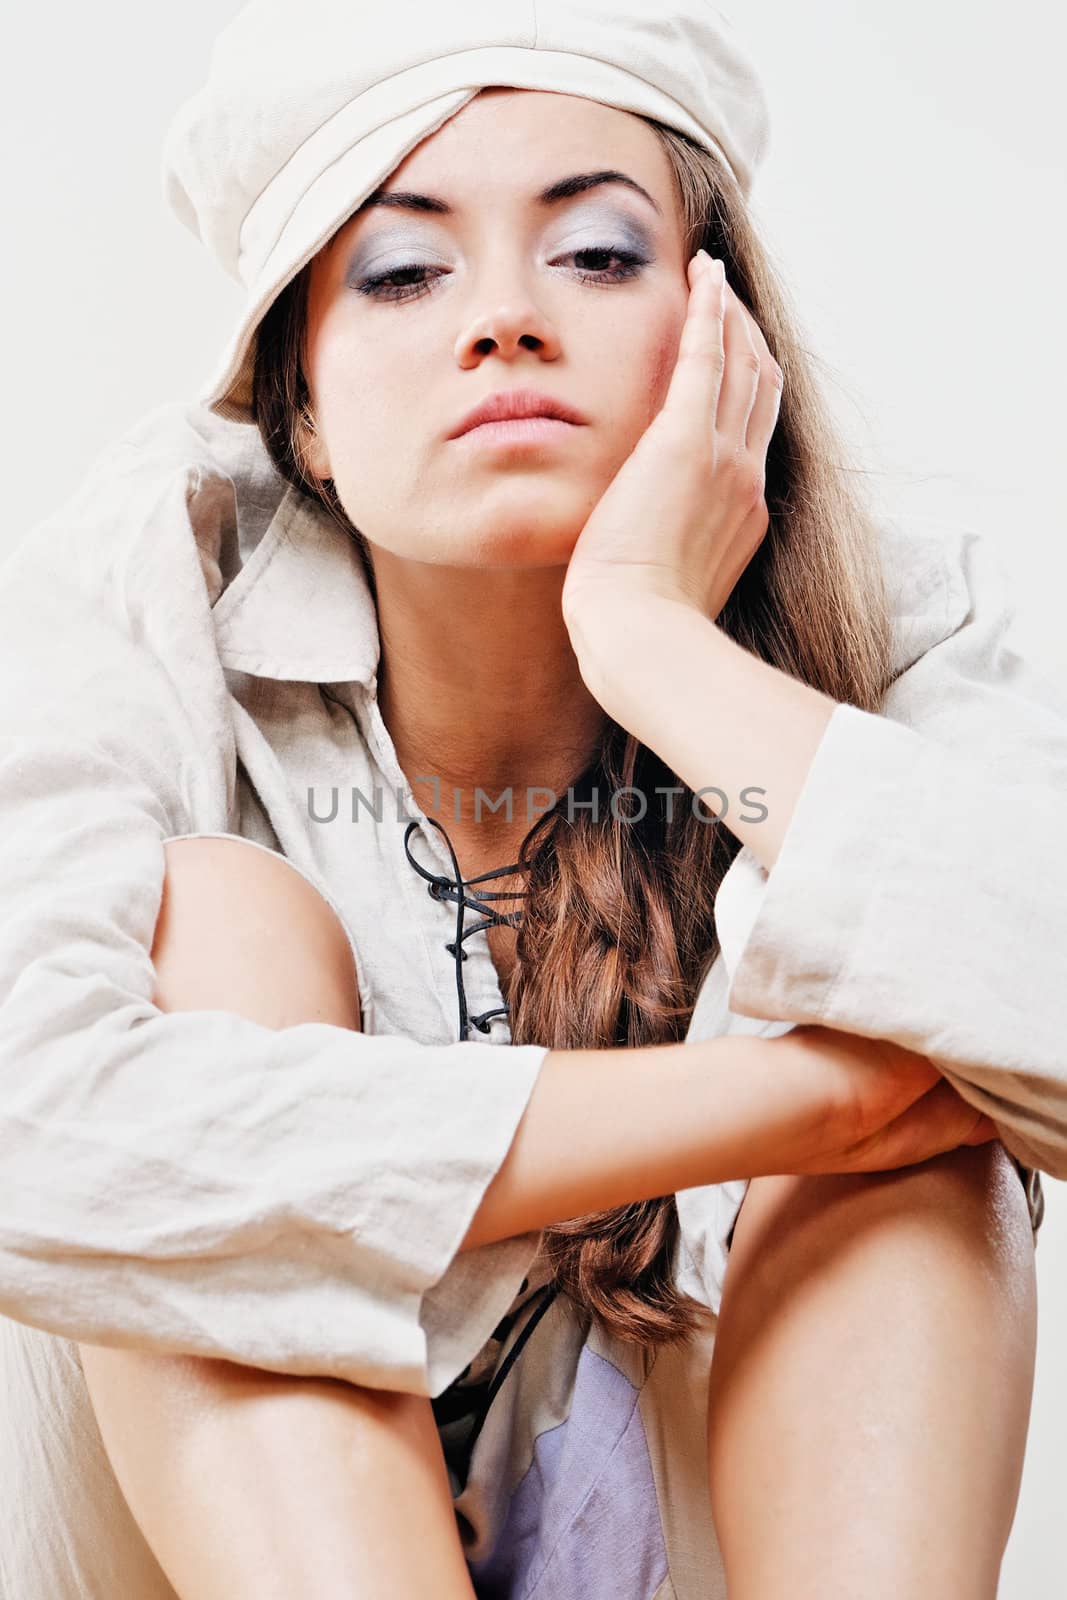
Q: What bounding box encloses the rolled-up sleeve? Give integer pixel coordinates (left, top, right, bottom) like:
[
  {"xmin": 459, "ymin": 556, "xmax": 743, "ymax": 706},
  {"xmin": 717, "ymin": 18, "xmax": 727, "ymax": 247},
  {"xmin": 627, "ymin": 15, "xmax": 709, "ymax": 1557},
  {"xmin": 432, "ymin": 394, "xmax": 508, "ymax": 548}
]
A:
[
  {"xmin": 0, "ymin": 415, "xmax": 547, "ymax": 1398},
  {"xmin": 716, "ymin": 521, "xmax": 1067, "ymax": 1187}
]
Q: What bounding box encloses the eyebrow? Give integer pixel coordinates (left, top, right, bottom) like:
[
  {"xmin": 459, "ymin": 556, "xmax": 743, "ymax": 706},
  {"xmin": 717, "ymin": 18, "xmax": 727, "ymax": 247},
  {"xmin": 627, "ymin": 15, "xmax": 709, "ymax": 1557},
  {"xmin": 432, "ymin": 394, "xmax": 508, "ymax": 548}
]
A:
[{"xmin": 356, "ymin": 169, "xmax": 663, "ymax": 219}]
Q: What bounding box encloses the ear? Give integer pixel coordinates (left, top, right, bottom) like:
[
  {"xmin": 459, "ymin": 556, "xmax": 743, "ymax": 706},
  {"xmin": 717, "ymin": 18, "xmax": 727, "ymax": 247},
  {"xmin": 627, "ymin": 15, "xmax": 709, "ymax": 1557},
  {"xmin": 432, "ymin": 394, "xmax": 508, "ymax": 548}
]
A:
[{"xmin": 298, "ymin": 407, "xmax": 331, "ymax": 481}]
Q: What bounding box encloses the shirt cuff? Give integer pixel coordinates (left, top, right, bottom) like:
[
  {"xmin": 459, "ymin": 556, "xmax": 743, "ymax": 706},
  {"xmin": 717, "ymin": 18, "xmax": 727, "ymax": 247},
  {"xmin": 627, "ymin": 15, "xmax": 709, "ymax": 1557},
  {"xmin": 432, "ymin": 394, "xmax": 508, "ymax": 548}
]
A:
[
  {"xmin": 718, "ymin": 701, "xmax": 914, "ymax": 1020},
  {"xmin": 418, "ymin": 1043, "xmax": 550, "ymax": 1397},
  {"xmin": 713, "ymin": 699, "xmax": 1054, "ymax": 1223}
]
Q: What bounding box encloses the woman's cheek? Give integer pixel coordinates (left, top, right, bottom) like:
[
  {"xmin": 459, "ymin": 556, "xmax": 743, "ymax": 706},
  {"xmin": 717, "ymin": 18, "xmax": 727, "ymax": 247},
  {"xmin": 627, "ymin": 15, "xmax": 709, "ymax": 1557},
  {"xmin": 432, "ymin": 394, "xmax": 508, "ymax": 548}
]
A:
[{"xmin": 641, "ymin": 321, "xmax": 684, "ymax": 428}]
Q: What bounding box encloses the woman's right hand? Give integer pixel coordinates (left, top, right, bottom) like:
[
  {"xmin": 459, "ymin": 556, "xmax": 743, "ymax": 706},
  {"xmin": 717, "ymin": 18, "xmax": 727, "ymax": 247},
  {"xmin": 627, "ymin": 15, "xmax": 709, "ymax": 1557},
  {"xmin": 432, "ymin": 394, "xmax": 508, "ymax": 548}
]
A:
[{"xmin": 761, "ymin": 1023, "xmax": 1000, "ymax": 1177}]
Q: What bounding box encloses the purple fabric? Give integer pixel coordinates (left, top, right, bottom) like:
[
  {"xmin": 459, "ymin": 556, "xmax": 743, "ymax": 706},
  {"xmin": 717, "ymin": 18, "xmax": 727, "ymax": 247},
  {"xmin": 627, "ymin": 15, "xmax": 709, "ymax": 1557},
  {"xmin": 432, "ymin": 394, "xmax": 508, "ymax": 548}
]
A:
[{"xmin": 469, "ymin": 1345, "xmax": 669, "ymax": 1599}]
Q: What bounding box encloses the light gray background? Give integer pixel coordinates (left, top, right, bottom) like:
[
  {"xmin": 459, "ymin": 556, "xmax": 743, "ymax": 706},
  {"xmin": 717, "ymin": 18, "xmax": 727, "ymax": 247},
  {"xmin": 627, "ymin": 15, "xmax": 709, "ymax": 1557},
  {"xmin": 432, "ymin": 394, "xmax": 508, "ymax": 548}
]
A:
[{"xmin": 1, "ymin": 3, "xmax": 1063, "ymax": 1591}]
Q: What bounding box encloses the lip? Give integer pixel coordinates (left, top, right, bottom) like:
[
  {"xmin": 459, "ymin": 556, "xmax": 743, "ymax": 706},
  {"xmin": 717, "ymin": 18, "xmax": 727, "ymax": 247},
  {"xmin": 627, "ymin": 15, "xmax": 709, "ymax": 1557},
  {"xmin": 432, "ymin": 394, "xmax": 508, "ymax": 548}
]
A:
[
  {"xmin": 446, "ymin": 387, "xmax": 589, "ymax": 440},
  {"xmin": 451, "ymin": 416, "xmax": 582, "ymax": 450}
]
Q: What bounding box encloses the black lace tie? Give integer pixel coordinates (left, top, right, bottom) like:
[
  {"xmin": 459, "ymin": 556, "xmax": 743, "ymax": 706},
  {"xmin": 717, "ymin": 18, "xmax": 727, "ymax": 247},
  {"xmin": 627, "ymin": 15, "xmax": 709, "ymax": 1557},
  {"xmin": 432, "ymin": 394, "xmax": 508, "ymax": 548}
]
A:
[
  {"xmin": 403, "ymin": 816, "xmax": 528, "ymax": 1042},
  {"xmin": 403, "ymin": 814, "xmax": 561, "ymax": 1473}
]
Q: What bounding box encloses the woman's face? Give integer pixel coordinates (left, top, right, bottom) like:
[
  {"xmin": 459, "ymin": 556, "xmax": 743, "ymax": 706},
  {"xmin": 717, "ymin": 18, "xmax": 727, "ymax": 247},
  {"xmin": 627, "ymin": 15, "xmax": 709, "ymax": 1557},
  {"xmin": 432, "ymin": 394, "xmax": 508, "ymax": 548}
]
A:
[{"xmin": 303, "ymin": 87, "xmax": 690, "ymax": 568}]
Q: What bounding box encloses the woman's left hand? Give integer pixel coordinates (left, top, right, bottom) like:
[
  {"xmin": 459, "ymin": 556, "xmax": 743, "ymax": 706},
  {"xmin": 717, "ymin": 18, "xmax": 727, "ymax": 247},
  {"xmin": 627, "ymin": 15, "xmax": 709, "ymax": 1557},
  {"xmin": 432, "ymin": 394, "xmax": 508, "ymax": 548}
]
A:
[{"xmin": 560, "ymin": 250, "xmax": 784, "ymax": 652}]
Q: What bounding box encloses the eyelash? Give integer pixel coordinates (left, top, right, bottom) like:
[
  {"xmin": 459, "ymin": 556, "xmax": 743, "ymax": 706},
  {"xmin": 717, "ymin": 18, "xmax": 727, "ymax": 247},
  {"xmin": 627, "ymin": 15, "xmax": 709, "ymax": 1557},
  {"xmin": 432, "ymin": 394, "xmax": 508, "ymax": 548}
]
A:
[{"xmin": 355, "ymin": 247, "xmax": 648, "ymax": 303}]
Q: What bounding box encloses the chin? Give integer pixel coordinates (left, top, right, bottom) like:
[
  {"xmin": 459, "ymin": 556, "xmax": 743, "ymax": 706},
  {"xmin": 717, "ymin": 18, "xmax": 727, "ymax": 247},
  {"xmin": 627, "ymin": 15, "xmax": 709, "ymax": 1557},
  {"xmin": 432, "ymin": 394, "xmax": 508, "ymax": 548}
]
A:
[{"xmin": 480, "ymin": 511, "xmax": 587, "ymax": 560}]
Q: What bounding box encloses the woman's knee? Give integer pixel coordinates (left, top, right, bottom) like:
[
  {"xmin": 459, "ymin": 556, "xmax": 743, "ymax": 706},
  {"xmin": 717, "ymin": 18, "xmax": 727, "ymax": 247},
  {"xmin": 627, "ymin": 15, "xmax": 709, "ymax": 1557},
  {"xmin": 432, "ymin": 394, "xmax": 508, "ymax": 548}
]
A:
[
  {"xmin": 151, "ymin": 835, "xmax": 361, "ymax": 1030},
  {"xmin": 727, "ymin": 1138, "xmax": 1037, "ymax": 1336},
  {"xmin": 749, "ymin": 1139, "xmax": 1032, "ymax": 1252},
  {"xmin": 890, "ymin": 1139, "xmax": 1037, "ymax": 1261}
]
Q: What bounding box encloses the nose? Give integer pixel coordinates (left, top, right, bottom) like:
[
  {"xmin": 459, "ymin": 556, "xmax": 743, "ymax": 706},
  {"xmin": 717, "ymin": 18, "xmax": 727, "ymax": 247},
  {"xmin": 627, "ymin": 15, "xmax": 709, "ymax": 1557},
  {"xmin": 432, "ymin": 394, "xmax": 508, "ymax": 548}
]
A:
[{"xmin": 454, "ymin": 296, "xmax": 562, "ymax": 368}]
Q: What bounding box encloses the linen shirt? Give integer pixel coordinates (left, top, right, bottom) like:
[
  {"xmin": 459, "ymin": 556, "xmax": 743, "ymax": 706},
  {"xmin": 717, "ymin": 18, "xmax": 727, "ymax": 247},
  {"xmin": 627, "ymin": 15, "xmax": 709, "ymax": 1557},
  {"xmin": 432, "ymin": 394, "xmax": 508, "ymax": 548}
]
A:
[{"xmin": 0, "ymin": 397, "xmax": 1060, "ymax": 1410}]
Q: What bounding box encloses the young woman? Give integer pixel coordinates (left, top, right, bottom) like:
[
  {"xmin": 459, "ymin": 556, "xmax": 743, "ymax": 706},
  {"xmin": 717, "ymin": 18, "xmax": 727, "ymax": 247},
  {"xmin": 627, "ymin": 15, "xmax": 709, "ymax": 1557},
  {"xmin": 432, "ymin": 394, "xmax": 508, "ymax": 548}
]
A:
[{"xmin": 1, "ymin": 4, "xmax": 1063, "ymax": 1596}]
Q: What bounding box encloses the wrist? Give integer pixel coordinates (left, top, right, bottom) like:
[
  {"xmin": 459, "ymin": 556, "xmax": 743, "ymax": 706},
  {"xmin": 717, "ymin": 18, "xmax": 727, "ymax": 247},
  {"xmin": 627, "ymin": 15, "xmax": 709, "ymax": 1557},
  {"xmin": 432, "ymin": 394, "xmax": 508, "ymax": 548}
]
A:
[{"xmin": 567, "ymin": 593, "xmax": 731, "ymax": 735}]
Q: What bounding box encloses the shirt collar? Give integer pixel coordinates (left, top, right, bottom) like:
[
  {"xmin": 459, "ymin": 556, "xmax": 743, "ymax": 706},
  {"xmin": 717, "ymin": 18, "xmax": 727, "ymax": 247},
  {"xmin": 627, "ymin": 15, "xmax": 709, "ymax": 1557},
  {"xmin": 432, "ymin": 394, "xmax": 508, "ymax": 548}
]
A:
[{"xmin": 213, "ymin": 481, "xmax": 381, "ymax": 688}]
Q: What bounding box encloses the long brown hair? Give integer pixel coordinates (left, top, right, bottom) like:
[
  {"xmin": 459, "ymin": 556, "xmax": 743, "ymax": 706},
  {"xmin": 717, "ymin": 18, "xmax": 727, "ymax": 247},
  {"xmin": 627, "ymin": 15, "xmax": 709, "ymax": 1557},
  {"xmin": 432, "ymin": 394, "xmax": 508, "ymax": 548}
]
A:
[{"xmin": 253, "ymin": 111, "xmax": 896, "ymax": 1350}]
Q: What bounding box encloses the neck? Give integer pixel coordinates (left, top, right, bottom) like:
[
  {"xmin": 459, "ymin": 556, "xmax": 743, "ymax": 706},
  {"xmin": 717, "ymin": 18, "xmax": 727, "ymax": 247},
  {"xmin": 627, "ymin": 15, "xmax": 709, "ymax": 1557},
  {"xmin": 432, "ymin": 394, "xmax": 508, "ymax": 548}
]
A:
[{"xmin": 371, "ymin": 548, "xmax": 608, "ymax": 854}]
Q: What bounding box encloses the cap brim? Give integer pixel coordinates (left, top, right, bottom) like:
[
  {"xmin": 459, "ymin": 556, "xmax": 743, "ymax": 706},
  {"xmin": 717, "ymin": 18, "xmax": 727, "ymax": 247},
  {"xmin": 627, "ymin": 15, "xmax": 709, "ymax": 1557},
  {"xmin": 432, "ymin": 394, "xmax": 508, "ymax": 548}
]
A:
[{"xmin": 198, "ymin": 52, "xmax": 752, "ymax": 423}]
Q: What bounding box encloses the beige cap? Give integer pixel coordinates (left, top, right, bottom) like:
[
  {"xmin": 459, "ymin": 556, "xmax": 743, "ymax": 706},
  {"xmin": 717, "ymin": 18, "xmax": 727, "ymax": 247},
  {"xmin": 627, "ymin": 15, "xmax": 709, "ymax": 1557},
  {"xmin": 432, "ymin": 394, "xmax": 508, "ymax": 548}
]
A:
[{"xmin": 161, "ymin": 0, "xmax": 770, "ymax": 423}]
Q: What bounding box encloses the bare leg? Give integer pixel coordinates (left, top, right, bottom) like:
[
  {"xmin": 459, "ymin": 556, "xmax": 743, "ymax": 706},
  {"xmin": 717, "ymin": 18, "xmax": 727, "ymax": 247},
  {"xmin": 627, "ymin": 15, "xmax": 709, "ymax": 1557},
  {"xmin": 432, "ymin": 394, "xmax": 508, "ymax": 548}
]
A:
[
  {"xmin": 79, "ymin": 836, "xmax": 477, "ymax": 1600},
  {"xmin": 705, "ymin": 1142, "xmax": 1037, "ymax": 1599}
]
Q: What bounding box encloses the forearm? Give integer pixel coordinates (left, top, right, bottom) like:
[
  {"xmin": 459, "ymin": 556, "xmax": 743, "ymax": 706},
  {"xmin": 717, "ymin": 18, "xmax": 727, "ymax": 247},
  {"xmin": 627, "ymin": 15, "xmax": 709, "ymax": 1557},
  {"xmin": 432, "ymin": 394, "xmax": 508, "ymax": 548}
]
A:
[
  {"xmin": 570, "ymin": 599, "xmax": 837, "ymax": 870},
  {"xmin": 459, "ymin": 1032, "xmax": 823, "ymax": 1251}
]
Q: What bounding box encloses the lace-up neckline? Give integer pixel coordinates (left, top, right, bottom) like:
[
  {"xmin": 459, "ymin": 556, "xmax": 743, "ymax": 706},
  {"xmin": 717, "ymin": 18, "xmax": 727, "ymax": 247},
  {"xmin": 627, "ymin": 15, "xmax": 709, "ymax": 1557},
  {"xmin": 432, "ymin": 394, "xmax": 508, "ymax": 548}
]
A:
[
  {"xmin": 315, "ymin": 695, "xmax": 561, "ymax": 1458},
  {"xmin": 403, "ymin": 815, "xmax": 529, "ymax": 1042},
  {"xmin": 403, "ymin": 813, "xmax": 560, "ymax": 1483}
]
